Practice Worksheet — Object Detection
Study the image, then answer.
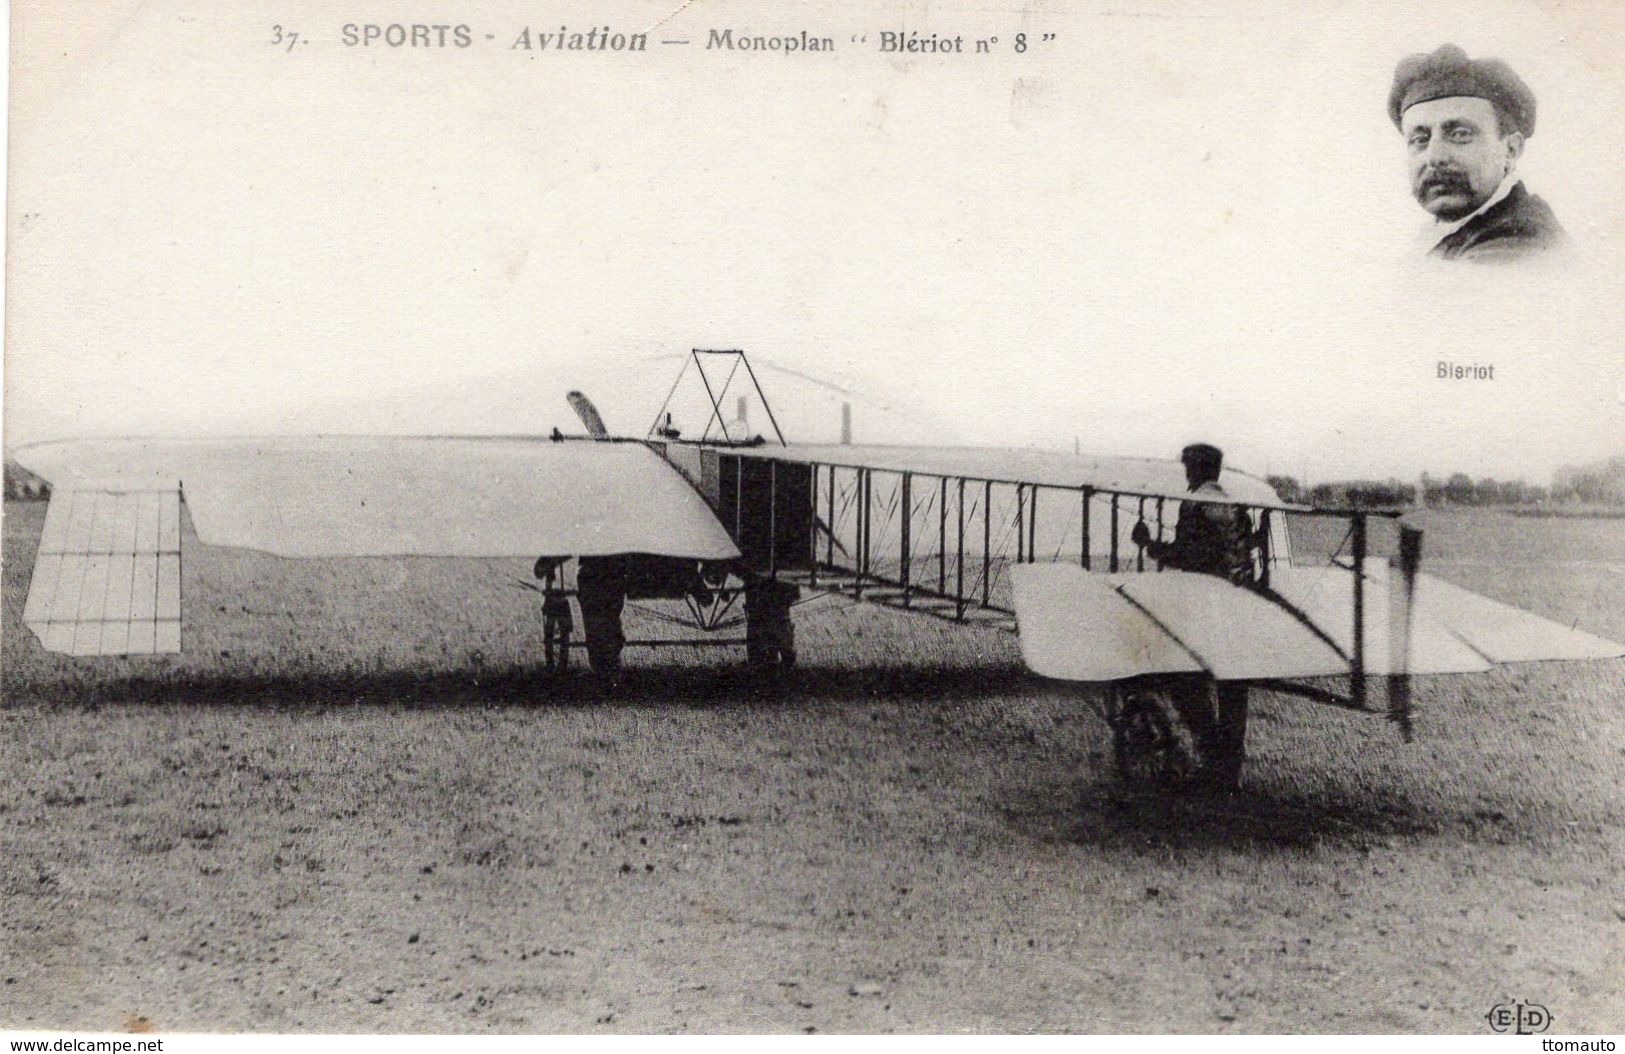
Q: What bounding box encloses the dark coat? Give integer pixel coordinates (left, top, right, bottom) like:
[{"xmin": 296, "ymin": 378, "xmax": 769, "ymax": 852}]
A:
[
  {"xmin": 1429, "ymin": 181, "xmax": 1567, "ymax": 262},
  {"xmin": 1149, "ymin": 481, "xmax": 1256, "ymax": 585}
]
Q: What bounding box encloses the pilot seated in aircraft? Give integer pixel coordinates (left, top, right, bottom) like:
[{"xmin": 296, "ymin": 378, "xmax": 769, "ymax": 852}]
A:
[
  {"xmin": 1130, "ymin": 443, "xmax": 1257, "ymax": 586},
  {"xmin": 1129, "ymin": 442, "xmax": 1257, "ymax": 791}
]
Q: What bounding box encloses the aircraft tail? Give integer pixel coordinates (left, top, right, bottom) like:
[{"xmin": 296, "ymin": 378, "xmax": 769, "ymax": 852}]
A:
[{"xmin": 24, "ymin": 485, "xmax": 183, "ymax": 656}]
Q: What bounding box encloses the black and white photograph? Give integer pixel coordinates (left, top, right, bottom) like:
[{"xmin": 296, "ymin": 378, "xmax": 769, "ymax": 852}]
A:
[{"xmin": 4, "ymin": 0, "xmax": 1623, "ymax": 1038}]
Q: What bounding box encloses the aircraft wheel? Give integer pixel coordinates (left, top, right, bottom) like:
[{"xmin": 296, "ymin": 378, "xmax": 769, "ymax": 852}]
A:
[
  {"xmin": 746, "ymin": 644, "xmax": 796, "ymax": 670},
  {"xmin": 1106, "ymin": 679, "xmax": 1203, "ymax": 787}
]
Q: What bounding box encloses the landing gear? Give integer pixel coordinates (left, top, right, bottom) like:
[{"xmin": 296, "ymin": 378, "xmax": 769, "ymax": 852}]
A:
[
  {"xmin": 542, "ymin": 593, "xmax": 573, "ymax": 671},
  {"xmin": 1106, "ymin": 675, "xmax": 1249, "ymax": 791},
  {"xmin": 534, "ymin": 556, "xmax": 574, "ymax": 672},
  {"xmin": 744, "ymin": 575, "xmax": 799, "ymax": 669},
  {"xmin": 575, "ymin": 557, "xmax": 627, "ymax": 677},
  {"xmin": 1107, "ymin": 679, "xmax": 1202, "ymax": 786},
  {"xmin": 533, "ymin": 557, "xmax": 802, "ymax": 680},
  {"xmin": 1209, "ymin": 681, "xmax": 1250, "ymax": 793}
]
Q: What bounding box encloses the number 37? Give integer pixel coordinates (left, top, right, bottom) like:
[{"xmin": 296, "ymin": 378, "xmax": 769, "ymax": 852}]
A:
[{"xmin": 269, "ymin": 25, "xmax": 301, "ymax": 52}]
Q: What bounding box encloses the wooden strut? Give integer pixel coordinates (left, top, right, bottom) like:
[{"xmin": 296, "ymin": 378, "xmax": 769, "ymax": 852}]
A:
[
  {"xmin": 1389, "ymin": 525, "xmax": 1422, "ymax": 741},
  {"xmin": 1109, "ymin": 495, "xmax": 1119, "ymax": 573},
  {"xmin": 900, "ymin": 472, "xmax": 912, "ymax": 608},
  {"xmin": 1155, "ymin": 497, "xmax": 1165, "ymax": 571},
  {"xmin": 955, "ymin": 477, "xmax": 966, "ymax": 621},
  {"xmin": 982, "ymin": 480, "xmax": 992, "ymax": 607},
  {"xmin": 857, "ymin": 469, "xmax": 871, "ymax": 599},
  {"xmin": 826, "ymin": 465, "xmax": 836, "ymax": 571},
  {"xmin": 1351, "ymin": 512, "xmax": 1367, "ymax": 708},
  {"xmin": 694, "ymin": 350, "xmax": 737, "ymax": 444},
  {"xmin": 1016, "ymin": 485, "xmax": 1025, "ymax": 565},
  {"xmin": 1136, "ymin": 497, "xmax": 1146, "ymax": 573},
  {"xmin": 1027, "ymin": 486, "xmax": 1037, "ymax": 564},
  {"xmin": 733, "ymin": 351, "xmax": 789, "ymax": 446},
  {"xmin": 1080, "ymin": 487, "xmax": 1092, "ymax": 570},
  {"xmin": 768, "ymin": 458, "xmax": 777, "ymax": 578},
  {"xmin": 808, "ymin": 466, "xmax": 819, "ymax": 587},
  {"xmin": 1257, "ymin": 508, "xmax": 1272, "ymax": 589},
  {"xmin": 562, "ymin": 639, "xmax": 747, "ymax": 650}
]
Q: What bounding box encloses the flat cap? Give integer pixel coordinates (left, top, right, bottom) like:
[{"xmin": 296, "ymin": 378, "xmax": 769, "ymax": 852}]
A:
[
  {"xmin": 1180, "ymin": 443, "xmax": 1223, "ymax": 472},
  {"xmin": 1389, "ymin": 44, "xmax": 1536, "ymax": 137}
]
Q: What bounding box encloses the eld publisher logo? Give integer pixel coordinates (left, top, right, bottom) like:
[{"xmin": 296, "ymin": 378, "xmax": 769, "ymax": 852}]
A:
[{"xmin": 1487, "ymin": 1001, "xmax": 1551, "ymax": 1034}]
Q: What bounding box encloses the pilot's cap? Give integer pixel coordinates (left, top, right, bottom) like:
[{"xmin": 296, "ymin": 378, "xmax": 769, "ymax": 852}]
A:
[
  {"xmin": 1180, "ymin": 443, "xmax": 1224, "ymax": 477},
  {"xmin": 1389, "ymin": 44, "xmax": 1536, "ymax": 137}
]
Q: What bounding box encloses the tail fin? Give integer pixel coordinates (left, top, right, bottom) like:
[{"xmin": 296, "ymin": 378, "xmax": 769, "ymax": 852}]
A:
[
  {"xmin": 566, "ymin": 391, "xmax": 609, "ymax": 438},
  {"xmin": 25, "ymin": 486, "xmax": 183, "ymax": 656}
]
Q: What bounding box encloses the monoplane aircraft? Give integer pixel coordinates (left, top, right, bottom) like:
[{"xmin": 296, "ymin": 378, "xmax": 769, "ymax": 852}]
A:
[{"xmin": 13, "ymin": 350, "xmax": 1622, "ymax": 787}]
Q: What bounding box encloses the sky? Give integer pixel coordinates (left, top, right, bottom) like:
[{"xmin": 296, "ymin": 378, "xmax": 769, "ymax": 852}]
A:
[{"xmin": 7, "ymin": 0, "xmax": 1624, "ymax": 483}]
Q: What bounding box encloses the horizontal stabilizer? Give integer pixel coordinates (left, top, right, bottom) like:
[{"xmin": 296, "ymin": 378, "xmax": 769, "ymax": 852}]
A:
[
  {"xmin": 1414, "ymin": 573, "xmax": 1625, "ymax": 663},
  {"xmin": 1012, "ymin": 562, "xmax": 1618, "ymax": 684},
  {"xmin": 23, "ymin": 486, "xmax": 182, "ymax": 657},
  {"xmin": 1266, "ymin": 568, "xmax": 1489, "ymax": 675},
  {"xmin": 1011, "ymin": 564, "xmax": 1203, "ymax": 681},
  {"xmin": 1115, "ymin": 572, "xmax": 1350, "ymax": 680}
]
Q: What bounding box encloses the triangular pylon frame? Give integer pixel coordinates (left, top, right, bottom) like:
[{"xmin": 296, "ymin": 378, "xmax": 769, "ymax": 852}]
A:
[{"xmin": 648, "ymin": 349, "xmax": 788, "ymax": 446}]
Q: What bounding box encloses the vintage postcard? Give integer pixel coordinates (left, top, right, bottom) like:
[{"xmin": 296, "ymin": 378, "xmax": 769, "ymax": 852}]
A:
[{"xmin": 4, "ymin": 0, "xmax": 1622, "ymax": 1037}]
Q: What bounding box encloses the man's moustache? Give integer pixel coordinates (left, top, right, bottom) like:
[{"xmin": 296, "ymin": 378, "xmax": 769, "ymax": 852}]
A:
[{"xmin": 1419, "ymin": 170, "xmax": 1470, "ymax": 195}]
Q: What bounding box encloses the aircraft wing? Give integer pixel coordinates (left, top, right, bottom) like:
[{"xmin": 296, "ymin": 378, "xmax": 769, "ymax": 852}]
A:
[
  {"xmin": 1012, "ymin": 563, "xmax": 1623, "ymax": 684},
  {"xmin": 16, "ymin": 436, "xmax": 740, "ymax": 559},
  {"xmin": 13, "ymin": 436, "xmax": 740, "ymax": 656}
]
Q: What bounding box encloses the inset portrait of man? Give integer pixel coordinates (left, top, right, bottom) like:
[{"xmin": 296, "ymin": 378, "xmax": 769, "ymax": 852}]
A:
[{"xmin": 1390, "ymin": 44, "xmax": 1568, "ymax": 262}]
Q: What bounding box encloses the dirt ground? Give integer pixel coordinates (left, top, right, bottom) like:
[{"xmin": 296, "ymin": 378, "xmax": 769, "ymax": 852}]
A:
[{"xmin": 2, "ymin": 501, "xmax": 1622, "ymax": 1033}]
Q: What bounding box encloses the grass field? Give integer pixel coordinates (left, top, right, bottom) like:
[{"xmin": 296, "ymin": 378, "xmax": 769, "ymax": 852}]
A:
[{"xmin": 2, "ymin": 500, "xmax": 1622, "ymax": 1033}]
